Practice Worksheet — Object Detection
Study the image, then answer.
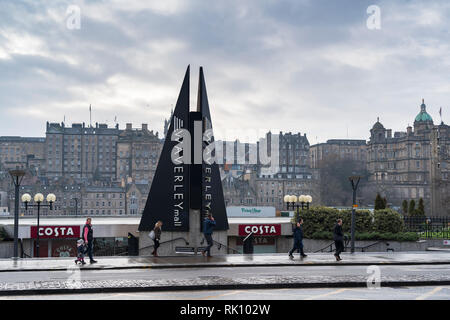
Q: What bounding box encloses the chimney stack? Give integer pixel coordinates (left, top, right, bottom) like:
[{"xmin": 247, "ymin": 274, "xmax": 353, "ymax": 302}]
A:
[{"xmin": 126, "ymin": 123, "xmax": 132, "ymax": 131}]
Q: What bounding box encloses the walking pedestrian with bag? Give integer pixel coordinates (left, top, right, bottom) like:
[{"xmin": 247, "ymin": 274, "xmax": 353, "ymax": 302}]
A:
[
  {"xmin": 151, "ymin": 220, "xmax": 163, "ymax": 256},
  {"xmin": 289, "ymin": 218, "xmax": 307, "ymax": 259},
  {"xmin": 333, "ymin": 219, "xmax": 344, "ymax": 261}
]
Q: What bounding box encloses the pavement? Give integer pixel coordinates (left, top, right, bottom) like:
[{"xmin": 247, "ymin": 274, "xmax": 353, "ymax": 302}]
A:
[
  {"xmin": 1, "ymin": 251, "xmax": 450, "ymax": 272},
  {"xmin": 0, "ymin": 252, "xmax": 448, "ymax": 296}
]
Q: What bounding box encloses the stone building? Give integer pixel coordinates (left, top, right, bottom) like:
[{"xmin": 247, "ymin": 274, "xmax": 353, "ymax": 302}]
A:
[
  {"xmin": 116, "ymin": 123, "xmax": 161, "ymax": 186},
  {"xmin": 0, "ymin": 136, "xmax": 45, "ymax": 172},
  {"xmin": 45, "ymin": 122, "xmax": 120, "ymax": 180},
  {"xmin": 221, "ymin": 132, "xmax": 319, "ymax": 211},
  {"xmin": 310, "ymin": 139, "xmax": 367, "ymax": 169},
  {"xmin": 366, "ymin": 99, "xmax": 450, "ymax": 215}
]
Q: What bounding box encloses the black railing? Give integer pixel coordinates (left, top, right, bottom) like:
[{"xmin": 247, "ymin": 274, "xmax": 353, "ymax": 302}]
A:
[
  {"xmin": 139, "ymin": 237, "xmax": 190, "ymax": 253},
  {"xmin": 403, "ymin": 216, "xmax": 450, "ymax": 239},
  {"xmin": 212, "ymin": 239, "xmax": 241, "ymax": 254}
]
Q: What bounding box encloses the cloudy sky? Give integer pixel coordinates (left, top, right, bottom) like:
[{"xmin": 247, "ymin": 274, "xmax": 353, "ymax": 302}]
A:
[{"xmin": 0, "ymin": 0, "xmax": 449, "ymax": 144}]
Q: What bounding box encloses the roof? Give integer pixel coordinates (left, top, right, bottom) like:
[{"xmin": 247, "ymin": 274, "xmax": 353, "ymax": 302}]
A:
[
  {"xmin": 415, "ymin": 100, "xmax": 433, "ymax": 123},
  {"xmin": 372, "ymin": 117, "xmax": 385, "ymax": 130}
]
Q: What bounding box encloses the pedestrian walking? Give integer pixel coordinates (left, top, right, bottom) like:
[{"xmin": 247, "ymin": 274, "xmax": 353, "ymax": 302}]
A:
[
  {"xmin": 151, "ymin": 220, "xmax": 163, "ymax": 256},
  {"xmin": 202, "ymin": 214, "xmax": 216, "ymax": 257},
  {"xmin": 82, "ymin": 217, "xmax": 97, "ymax": 264},
  {"xmin": 289, "ymin": 218, "xmax": 307, "ymax": 259},
  {"xmin": 333, "ymin": 218, "xmax": 344, "ymax": 261}
]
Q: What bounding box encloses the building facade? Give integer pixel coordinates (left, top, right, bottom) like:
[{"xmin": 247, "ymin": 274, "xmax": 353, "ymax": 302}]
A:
[{"xmin": 366, "ymin": 100, "xmax": 450, "ymax": 215}]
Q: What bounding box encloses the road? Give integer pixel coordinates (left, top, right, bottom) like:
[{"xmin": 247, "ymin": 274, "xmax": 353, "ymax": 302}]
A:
[
  {"xmin": 0, "ymin": 264, "xmax": 449, "ymax": 283},
  {"xmin": 1, "ymin": 286, "xmax": 449, "ymax": 300}
]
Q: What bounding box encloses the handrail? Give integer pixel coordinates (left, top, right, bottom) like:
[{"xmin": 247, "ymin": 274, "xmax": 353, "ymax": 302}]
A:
[
  {"xmin": 212, "ymin": 239, "xmax": 241, "ymax": 254},
  {"xmin": 314, "ymin": 242, "xmax": 335, "ymax": 253},
  {"xmin": 200, "ymin": 237, "xmax": 241, "ymax": 254},
  {"xmin": 243, "ymin": 231, "xmax": 254, "ymax": 243},
  {"xmin": 20, "ymin": 239, "xmax": 31, "ymax": 258},
  {"xmin": 139, "ymin": 237, "xmax": 189, "ymax": 252}
]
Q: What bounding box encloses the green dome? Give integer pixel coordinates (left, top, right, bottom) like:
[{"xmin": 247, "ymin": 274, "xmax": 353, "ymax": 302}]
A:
[{"xmin": 414, "ymin": 99, "xmax": 433, "ymax": 123}]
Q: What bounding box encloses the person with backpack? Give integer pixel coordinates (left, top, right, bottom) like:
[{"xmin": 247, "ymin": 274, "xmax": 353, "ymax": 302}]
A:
[
  {"xmin": 82, "ymin": 217, "xmax": 97, "ymax": 264},
  {"xmin": 151, "ymin": 220, "xmax": 163, "ymax": 256},
  {"xmin": 288, "ymin": 218, "xmax": 307, "ymax": 259},
  {"xmin": 202, "ymin": 214, "xmax": 216, "ymax": 257}
]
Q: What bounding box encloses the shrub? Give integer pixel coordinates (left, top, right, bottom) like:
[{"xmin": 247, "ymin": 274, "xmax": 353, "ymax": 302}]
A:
[
  {"xmin": 373, "ymin": 209, "xmax": 404, "ymax": 233},
  {"xmin": 308, "ymin": 231, "xmax": 419, "ymax": 241},
  {"xmin": 408, "ymin": 199, "xmax": 416, "ymax": 215},
  {"xmin": 375, "ymin": 194, "xmax": 384, "ymax": 210},
  {"xmin": 292, "ymin": 206, "xmax": 406, "ymax": 237}
]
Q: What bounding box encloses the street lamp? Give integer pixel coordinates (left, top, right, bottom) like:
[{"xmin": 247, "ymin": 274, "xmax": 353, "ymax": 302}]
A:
[
  {"xmin": 22, "ymin": 193, "xmax": 56, "ymax": 257},
  {"xmin": 284, "ymin": 194, "xmax": 313, "ymax": 211},
  {"xmin": 9, "ymin": 169, "xmax": 26, "ymax": 259},
  {"xmin": 349, "ymin": 176, "xmax": 361, "ymax": 254},
  {"xmin": 72, "ymin": 197, "xmax": 79, "ymax": 216}
]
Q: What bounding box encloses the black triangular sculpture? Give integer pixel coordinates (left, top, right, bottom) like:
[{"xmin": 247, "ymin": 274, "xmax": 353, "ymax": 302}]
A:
[
  {"xmin": 139, "ymin": 66, "xmax": 229, "ymax": 232},
  {"xmin": 139, "ymin": 66, "xmax": 190, "ymax": 232},
  {"xmin": 196, "ymin": 67, "xmax": 229, "ymax": 231}
]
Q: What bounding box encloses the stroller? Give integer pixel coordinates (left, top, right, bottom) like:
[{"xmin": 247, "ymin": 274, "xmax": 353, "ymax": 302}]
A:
[{"xmin": 75, "ymin": 239, "xmax": 87, "ymax": 265}]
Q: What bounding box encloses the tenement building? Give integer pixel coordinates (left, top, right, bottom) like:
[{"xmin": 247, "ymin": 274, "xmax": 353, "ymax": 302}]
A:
[
  {"xmin": 0, "ymin": 136, "xmax": 45, "ymax": 172},
  {"xmin": 116, "ymin": 123, "xmax": 161, "ymax": 186},
  {"xmin": 45, "ymin": 122, "xmax": 120, "ymax": 180},
  {"xmin": 367, "ymin": 100, "xmax": 449, "ymax": 216},
  {"xmin": 310, "ymin": 139, "xmax": 367, "ymax": 169}
]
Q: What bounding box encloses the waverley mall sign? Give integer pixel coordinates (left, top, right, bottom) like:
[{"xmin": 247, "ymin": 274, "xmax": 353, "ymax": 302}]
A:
[{"xmin": 226, "ymin": 206, "xmax": 276, "ymax": 218}]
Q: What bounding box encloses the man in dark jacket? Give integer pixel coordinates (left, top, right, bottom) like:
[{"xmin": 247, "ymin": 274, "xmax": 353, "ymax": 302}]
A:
[
  {"xmin": 202, "ymin": 214, "xmax": 216, "ymax": 257},
  {"xmin": 289, "ymin": 218, "xmax": 307, "ymax": 259},
  {"xmin": 333, "ymin": 219, "xmax": 344, "ymax": 261},
  {"xmin": 82, "ymin": 218, "xmax": 97, "ymax": 264}
]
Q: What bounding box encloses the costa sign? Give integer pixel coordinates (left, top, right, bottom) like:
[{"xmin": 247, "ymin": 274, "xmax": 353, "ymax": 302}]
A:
[
  {"xmin": 30, "ymin": 226, "xmax": 80, "ymax": 239},
  {"xmin": 238, "ymin": 224, "xmax": 281, "ymax": 236}
]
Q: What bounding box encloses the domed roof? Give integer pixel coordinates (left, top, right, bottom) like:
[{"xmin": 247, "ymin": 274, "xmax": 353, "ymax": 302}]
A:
[
  {"xmin": 372, "ymin": 117, "xmax": 385, "ymax": 130},
  {"xmin": 415, "ymin": 99, "xmax": 433, "ymax": 123}
]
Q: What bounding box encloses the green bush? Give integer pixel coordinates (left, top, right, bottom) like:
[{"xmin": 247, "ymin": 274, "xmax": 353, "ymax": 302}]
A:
[
  {"xmin": 0, "ymin": 227, "xmax": 9, "ymax": 241},
  {"xmin": 292, "ymin": 206, "xmax": 410, "ymax": 239},
  {"xmin": 373, "ymin": 209, "xmax": 404, "ymax": 233},
  {"xmin": 308, "ymin": 230, "xmax": 419, "ymax": 241}
]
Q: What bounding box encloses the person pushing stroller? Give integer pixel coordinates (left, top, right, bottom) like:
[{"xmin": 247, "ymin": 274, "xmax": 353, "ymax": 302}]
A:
[{"xmin": 75, "ymin": 239, "xmax": 86, "ymax": 265}]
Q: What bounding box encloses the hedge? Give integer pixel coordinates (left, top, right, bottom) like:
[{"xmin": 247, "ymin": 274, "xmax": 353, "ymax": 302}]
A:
[
  {"xmin": 310, "ymin": 231, "xmax": 419, "ymax": 241},
  {"xmin": 292, "ymin": 206, "xmax": 406, "ymax": 238}
]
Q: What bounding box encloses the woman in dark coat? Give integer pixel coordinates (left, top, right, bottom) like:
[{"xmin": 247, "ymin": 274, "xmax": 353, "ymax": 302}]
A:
[
  {"xmin": 333, "ymin": 219, "xmax": 344, "ymax": 261},
  {"xmin": 151, "ymin": 221, "xmax": 163, "ymax": 256}
]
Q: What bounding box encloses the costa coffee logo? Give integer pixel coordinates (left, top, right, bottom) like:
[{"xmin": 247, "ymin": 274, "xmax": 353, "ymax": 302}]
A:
[
  {"xmin": 30, "ymin": 226, "xmax": 80, "ymax": 239},
  {"xmin": 238, "ymin": 224, "xmax": 281, "ymax": 236}
]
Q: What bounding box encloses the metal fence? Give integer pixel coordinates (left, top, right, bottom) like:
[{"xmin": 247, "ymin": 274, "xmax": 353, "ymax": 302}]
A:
[{"xmin": 403, "ymin": 216, "xmax": 450, "ymax": 239}]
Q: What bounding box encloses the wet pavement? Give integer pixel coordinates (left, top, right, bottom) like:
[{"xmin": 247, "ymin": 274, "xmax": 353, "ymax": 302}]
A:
[{"xmin": 0, "ymin": 251, "xmax": 449, "ymax": 272}]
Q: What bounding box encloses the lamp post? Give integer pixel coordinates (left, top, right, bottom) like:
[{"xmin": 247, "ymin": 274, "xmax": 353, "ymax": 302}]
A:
[
  {"xmin": 72, "ymin": 197, "xmax": 78, "ymax": 216},
  {"xmin": 349, "ymin": 176, "xmax": 361, "ymax": 254},
  {"xmin": 8, "ymin": 169, "xmax": 26, "ymax": 259},
  {"xmin": 22, "ymin": 193, "xmax": 56, "ymax": 257},
  {"xmin": 284, "ymin": 194, "xmax": 312, "ymax": 218}
]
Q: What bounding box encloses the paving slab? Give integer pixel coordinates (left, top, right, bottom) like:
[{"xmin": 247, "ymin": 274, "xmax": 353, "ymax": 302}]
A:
[{"xmin": 0, "ymin": 251, "xmax": 449, "ymax": 272}]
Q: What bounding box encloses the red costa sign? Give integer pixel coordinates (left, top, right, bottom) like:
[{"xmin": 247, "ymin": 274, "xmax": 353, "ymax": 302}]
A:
[
  {"xmin": 30, "ymin": 226, "xmax": 80, "ymax": 239},
  {"xmin": 238, "ymin": 224, "xmax": 281, "ymax": 236}
]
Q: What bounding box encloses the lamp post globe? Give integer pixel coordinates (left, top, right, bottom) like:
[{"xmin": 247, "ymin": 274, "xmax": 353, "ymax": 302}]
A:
[
  {"xmin": 46, "ymin": 193, "xmax": 56, "ymax": 203},
  {"xmin": 21, "ymin": 193, "xmax": 32, "ymax": 203},
  {"xmin": 34, "ymin": 193, "xmax": 44, "ymax": 203},
  {"xmin": 283, "ymin": 195, "xmax": 291, "ymax": 203}
]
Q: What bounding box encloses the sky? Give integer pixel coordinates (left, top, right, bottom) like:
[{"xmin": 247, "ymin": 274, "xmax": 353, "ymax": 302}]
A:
[{"xmin": 0, "ymin": 0, "xmax": 449, "ymax": 145}]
